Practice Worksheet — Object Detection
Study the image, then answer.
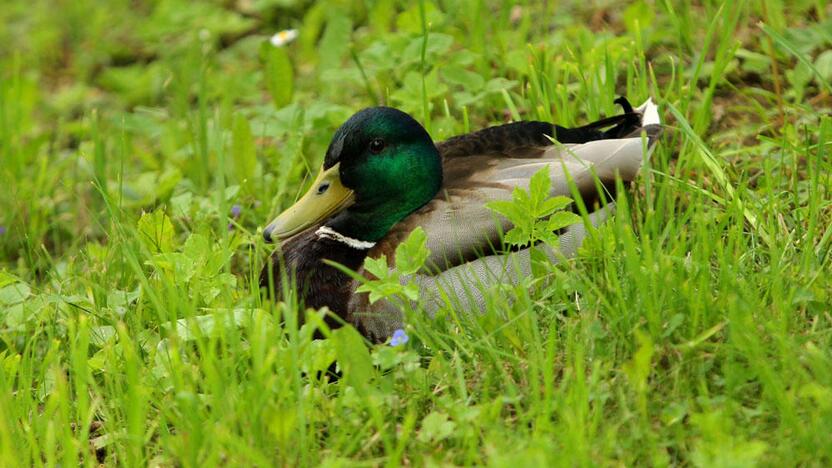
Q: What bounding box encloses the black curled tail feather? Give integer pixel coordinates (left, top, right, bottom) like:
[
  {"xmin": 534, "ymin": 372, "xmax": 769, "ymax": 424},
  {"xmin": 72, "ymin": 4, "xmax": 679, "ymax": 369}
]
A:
[
  {"xmin": 604, "ymin": 97, "xmax": 644, "ymax": 138},
  {"xmin": 554, "ymin": 96, "xmax": 645, "ymax": 143},
  {"xmin": 614, "ymin": 96, "xmax": 635, "ymax": 114}
]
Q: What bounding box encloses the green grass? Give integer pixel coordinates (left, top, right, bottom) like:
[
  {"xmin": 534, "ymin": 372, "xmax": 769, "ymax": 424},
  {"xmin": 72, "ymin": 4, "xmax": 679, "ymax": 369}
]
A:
[{"xmin": 2, "ymin": 0, "xmax": 832, "ymax": 465}]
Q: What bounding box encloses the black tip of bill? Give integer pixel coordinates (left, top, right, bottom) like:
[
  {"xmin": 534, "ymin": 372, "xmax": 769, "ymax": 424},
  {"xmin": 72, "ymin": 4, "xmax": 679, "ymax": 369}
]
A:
[{"xmin": 263, "ymin": 226, "xmax": 274, "ymax": 243}]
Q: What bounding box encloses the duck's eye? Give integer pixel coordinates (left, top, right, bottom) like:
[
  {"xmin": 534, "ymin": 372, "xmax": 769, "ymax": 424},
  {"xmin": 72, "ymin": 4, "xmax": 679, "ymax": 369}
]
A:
[
  {"xmin": 369, "ymin": 138, "xmax": 385, "ymax": 154},
  {"xmin": 316, "ymin": 182, "xmax": 330, "ymax": 194}
]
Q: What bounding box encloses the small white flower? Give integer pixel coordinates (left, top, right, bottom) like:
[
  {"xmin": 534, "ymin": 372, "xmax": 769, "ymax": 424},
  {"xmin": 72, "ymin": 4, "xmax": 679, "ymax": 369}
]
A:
[{"xmin": 270, "ymin": 29, "xmax": 298, "ymax": 47}]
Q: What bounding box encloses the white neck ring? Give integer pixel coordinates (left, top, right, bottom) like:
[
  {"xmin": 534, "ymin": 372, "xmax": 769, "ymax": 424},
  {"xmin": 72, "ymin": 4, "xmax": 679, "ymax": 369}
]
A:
[{"xmin": 315, "ymin": 226, "xmax": 376, "ymax": 250}]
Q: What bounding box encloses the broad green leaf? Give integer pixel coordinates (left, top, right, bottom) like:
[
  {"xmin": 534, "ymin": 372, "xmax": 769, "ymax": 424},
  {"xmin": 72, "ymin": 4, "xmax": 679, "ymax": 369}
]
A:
[
  {"xmin": 487, "ymin": 166, "xmax": 578, "ymax": 249},
  {"xmin": 318, "ymin": 15, "xmax": 353, "ymax": 74},
  {"xmin": 394, "ymin": 227, "xmax": 428, "ymax": 275},
  {"xmin": 332, "ymin": 326, "xmax": 374, "ymax": 392},
  {"xmin": 90, "ymin": 326, "xmax": 117, "ymax": 347},
  {"xmin": 529, "ymin": 246, "xmax": 551, "ymax": 278},
  {"xmin": 485, "ymin": 200, "xmax": 524, "ymax": 224},
  {"xmin": 624, "ymin": 0, "xmax": 655, "ymax": 33},
  {"xmin": 442, "ymin": 65, "xmax": 485, "ymax": 90},
  {"xmin": 396, "ymin": 2, "xmax": 445, "ymax": 34},
  {"xmin": 402, "ymin": 284, "xmax": 420, "ymax": 301},
  {"xmin": 540, "ymin": 196, "xmax": 574, "ymax": 217},
  {"xmin": 484, "ymin": 77, "xmax": 517, "ymax": 94},
  {"xmin": 0, "ymin": 271, "xmax": 20, "ymax": 289},
  {"xmin": 357, "ymin": 254, "xmax": 403, "ymax": 304},
  {"xmin": 528, "ymin": 166, "xmax": 551, "ymax": 208},
  {"xmin": 546, "ymin": 211, "xmax": 582, "ymax": 232},
  {"xmin": 163, "ymin": 308, "xmax": 266, "ymax": 342},
  {"xmin": 401, "ymin": 34, "xmax": 454, "ymax": 64},
  {"xmin": 536, "ymin": 229, "xmax": 562, "ymax": 247},
  {"xmin": 356, "ymin": 279, "xmax": 403, "ymax": 304},
  {"xmin": 368, "ymin": 0, "xmax": 395, "ymax": 33},
  {"xmin": 418, "ymin": 412, "xmax": 456, "ymax": 443},
  {"xmin": 815, "ymin": 50, "xmax": 832, "ymax": 82},
  {"xmin": 303, "ymin": 339, "xmax": 337, "ymax": 375},
  {"xmin": 503, "ymin": 229, "xmax": 528, "ymax": 247},
  {"xmin": 0, "ymin": 352, "xmax": 21, "ymax": 378},
  {"xmin": 263, "ymin": 45, "xmax": 294, "ymax": 108},
  {"xmin": 623, "ymin": 330, "xmax": 654, "ymax": 394},
  {"xmin": 170, "ymin": 192, "xmax": 193, "ymax": 218},
  {"xmin": 512, "ymin": 185, "xmax": 530, "ymax": 207},
  {"xmin": 761, "ymin": 22, "xmax": 832, "ymax": 93},
  {"xmin": 138, "ymin": 209, "xmax": 176, "ymax": 253},
  {"xmin": 372, "ymin": 345, "xmax": 402, "ymax": 370},
  {"xmin": 787, "ymin": 61, "xmax": 813, "ymax": 89},
  {"xmin": 362, "ymin": 255, "xmax": 390, "ymax": 280},
  {"xmin": 182, "ymin": 233, "xmax": 210, "ymax": 263},
  {"xmin": 231, "ymin": 115, "xmax": 256, "ymax": 189},
  {"xmin": 0, "ymin": 281, "xmax": 30, "ymax": 306}
]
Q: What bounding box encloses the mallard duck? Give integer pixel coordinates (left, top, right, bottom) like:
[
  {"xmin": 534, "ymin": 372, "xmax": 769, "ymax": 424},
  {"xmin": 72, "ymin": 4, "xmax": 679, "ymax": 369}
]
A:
[{"xmin": 261, "ymin": 97, "xmax": 661, "ymax": 342}]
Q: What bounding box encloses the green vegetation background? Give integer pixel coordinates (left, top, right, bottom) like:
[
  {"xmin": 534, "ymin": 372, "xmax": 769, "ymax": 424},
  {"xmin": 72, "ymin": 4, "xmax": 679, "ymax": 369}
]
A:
[{"xmin": 1, "ymin": 0, "xmax": 831, "ymax": 465}]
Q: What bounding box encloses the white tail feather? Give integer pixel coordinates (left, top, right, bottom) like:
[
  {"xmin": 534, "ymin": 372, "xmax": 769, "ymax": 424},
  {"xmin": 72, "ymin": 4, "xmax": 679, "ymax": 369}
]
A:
[{"xmin": 636, "ymin": 98, "xmax": 661, "ymax": 126}]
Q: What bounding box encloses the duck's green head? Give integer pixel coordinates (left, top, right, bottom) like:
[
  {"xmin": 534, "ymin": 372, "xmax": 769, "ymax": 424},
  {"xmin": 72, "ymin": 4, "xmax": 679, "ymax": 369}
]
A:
[{"xmin": 264, "ymin": 107, "xmax": 442, "ymax": 244}]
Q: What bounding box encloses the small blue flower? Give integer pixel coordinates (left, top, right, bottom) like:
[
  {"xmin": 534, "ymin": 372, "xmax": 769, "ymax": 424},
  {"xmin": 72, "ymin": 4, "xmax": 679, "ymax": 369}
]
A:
[
  {"xmin": 0, "ymin": 226, "xmax": 6, "ymax": 235},
  {"xmin": 230, "ymin": 204, "xmax": 242, "ymax": 218},
  {"xmin": 227, "ymin": 222, "xmax": 235, "ymax": 231},
  {"xmin": 390, "ymin": 329, "xmax": 409, "ymax": 347}
]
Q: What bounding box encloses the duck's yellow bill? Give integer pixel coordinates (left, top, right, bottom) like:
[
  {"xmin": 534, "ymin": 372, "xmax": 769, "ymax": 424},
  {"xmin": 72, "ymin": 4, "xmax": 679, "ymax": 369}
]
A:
[{"xmin": 263, "ymin": 163, "xmax": 354, "ymax": 242}]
